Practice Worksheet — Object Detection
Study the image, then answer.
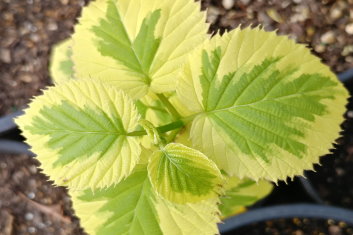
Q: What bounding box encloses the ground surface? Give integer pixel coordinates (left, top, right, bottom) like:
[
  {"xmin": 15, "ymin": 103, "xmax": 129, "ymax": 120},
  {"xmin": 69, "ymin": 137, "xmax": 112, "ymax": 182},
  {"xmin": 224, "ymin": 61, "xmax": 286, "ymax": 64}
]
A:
[
  {"xmin": 0, "ymin": 153, "xmax": 86, "ymax": 235},
  {"xmin": 228, "ymin": 218, "xmax": 353, "ymax": 235},
  {"xmin": 0, "ymin": 0, "xmax": 353, "ymax": 234}
]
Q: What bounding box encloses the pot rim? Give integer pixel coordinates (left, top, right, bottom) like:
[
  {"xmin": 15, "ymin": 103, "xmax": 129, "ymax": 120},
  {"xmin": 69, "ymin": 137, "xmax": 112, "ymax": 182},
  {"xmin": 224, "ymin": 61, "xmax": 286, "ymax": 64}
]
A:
[
  {"xmin": 0, "ymin": 139, "xmax": 34, "ymax": 156},
  {"xmin": 219, "ymin": 203, "xmax": 353, "ymax": 233}
]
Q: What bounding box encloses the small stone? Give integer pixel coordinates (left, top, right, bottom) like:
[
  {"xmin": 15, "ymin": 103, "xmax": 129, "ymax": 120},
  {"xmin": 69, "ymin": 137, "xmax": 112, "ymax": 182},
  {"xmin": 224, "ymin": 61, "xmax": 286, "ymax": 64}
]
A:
[
  {"xmin": 329, "ymin": 225, "xmax": 342, "ymax": 235},
  {"xmin": 38, "ymin": 223, "xmax": 46, "ymax": 229},
  {"xmin": 342, "ymin": 45, "xmax": 353, "ymax": 57},
  {"xmin": 290, "ymin": 6, "xmax": 309, "ymax": 23},
  {"xmin": 346, "ymin": 56, "xmax": 353, "ymax": 63},
  {"xmin": 60, "ymin": 0, "xmax": 69, "ymax": 4},
  {"xmin": 293, "ymin": 0, "xmax": 302, "ymax": 3},
  {"xmin": 347, "ymin": 110, "xmax": 353, "ymax": 118},
  {"xmin": 207, "ymin": 7, "xmax": 220, "ymax": 24},
  {"xmin": 28, "ymin": 227, "xmax": 37, "ymax": 234},
  {"xmin": 19, "ymin": 74, "xmax": 33, "ymax": 83},
  {"xmin": 222, "ymin": 0, "xmax": 234, "ymax": 10},
  {"xmin": 0, "ymin": 49, "xmax": 11, "ymax": 63},
  {"xmin": 294, "ymin": 230, "xmax": 304, "ymax": 235},
  {"xmin": 29, "ymin": 165, "xmax": 37, "ymax": 174},
  {"xmin": 321, "ymin": 31, "xmax": 335, "ymax": 44},
  {"xmin": 47, "ymin": 22, "xmax": 58, "ymax": 31},
  {"xmin": 330, "ymin": 8, "xmax": 342, "ymax": 19},
  {"xmin": 315, "ymin": 44, "xmax": 326, "ymax": 53},
  {"xmin": 345, "ymin": 23, "xmax": 353, "ymax": 35},
  {"xmin": 27, "ymin": 192, "xmax": 35, "ymax": 199},
  {"xmin": 25, "ymin": 212, "xmax": 34, "ymax": 221}
]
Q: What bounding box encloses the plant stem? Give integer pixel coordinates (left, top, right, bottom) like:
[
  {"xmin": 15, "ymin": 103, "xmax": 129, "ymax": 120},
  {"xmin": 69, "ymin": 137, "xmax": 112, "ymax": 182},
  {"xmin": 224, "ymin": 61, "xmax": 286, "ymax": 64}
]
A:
[
  {"xmin": 156, "ymin": 93, "xmax": 181, "ymax": 120},
  {"xmin": 127, "ymin": 120, "xmax": 184, "ymax": 136}
]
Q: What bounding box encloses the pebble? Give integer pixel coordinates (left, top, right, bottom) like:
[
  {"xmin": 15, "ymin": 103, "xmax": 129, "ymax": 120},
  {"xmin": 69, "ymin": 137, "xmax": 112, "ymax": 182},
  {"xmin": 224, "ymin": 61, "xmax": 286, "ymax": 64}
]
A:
[
  {"xmin": 27, "ymin": 192, "xmax": 35, "ymax": 199},
  {"xmin": 19, "ymin": 74, "xmax": 33, "ymax": 83},
  {"xmin": 342, "ymin": 45, "xmax": 353, "ymax": 57},
  {"xmin": 25, "ymin": 212, "xmax": 34, "ymax": 221},
  {"xmin": 222, "ymin": 0, "xmax": 234, "ymax": 10},
  {"xmin": 60, "ymin": 0, "xmax": 69, "ymax": 4},
  {"xmin": 329, "ymin": 225, "xmax": 342, "ymax": 235},
  {"xmin": 47, "ymin": 22, "xmax": 58, "ymax": 31},
  {"xmin": 294, "ymin": 230, "xmax": 304, "ymax": 235},
  {"xmin": 345, "ymin": 23, "xmax": 353, "ymax": 35},
  {"xmin": 347, "ymin": 110, "xmax": 353, "ymax": 118},
  {"xmin": 0, "ymin": 48, "xmax": 11, "ymax": 63},
  {"xmin": 28, "ymin": 227, "xmax": 37, "ymax": 234},
  {"xmin": 207, "ymin": 7, "xmax": 220, "ymax": 24},
  {"xmin": 320, "ymin": 31, "xmax": 336, "ymax": 44},
  {"xmin": 330, "ymin": 8, "xmax": 342, "ymax": 20},
  {"xmin": 315, "ymin": 44, "xmax": 326, "ymax": 53}
]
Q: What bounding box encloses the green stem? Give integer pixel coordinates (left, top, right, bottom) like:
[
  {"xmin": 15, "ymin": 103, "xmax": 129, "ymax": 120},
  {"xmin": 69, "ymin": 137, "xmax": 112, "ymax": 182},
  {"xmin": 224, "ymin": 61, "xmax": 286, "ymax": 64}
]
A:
[
  {"xmin": 156, "ymin": 93, "xmax": 181, "ymax": 120},
  {"xmin": 127, "ymin": 120, "xmax": 184, "ymax": 136}
]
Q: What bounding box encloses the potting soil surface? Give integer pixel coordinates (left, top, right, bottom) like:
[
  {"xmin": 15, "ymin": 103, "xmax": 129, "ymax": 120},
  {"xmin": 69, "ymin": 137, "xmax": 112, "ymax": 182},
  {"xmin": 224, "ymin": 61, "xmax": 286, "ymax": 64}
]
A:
[
  {"xmin": 228, "ymin": 218, "xmax": 353, "ymax": 235},
  {"xmin": 0, "ymin": 153, "xmax": 86, "ymax": 235}
]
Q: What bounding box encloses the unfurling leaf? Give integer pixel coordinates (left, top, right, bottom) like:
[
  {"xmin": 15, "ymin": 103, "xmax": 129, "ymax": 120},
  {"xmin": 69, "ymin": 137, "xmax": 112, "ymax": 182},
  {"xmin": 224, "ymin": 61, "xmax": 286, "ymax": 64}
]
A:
[
  {"xmin": 148, "ymin": 143, "xmax": 223, "ymax": 203},
  {"xmin": 16, "ymin": 80, "xmax": 141, "ymax": 190},
  {"xmin": 50, "ymin": 38, "xmax": 75, "ymax": 84},
  {"xmin": 177, "ymin": 27, "xmax": 348, "ymax": 182},
  {"xmin": 71, "ymin": 168, "xmax": 221, "ymax": 235},
  {"xmin": 72, "ymin": 0, "xmax": 208, "ymax": 99}
]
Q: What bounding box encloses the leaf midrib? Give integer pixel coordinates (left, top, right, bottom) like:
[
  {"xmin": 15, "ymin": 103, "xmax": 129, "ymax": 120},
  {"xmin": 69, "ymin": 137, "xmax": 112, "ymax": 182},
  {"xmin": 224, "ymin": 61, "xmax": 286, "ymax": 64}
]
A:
[
  {"xmin": 95, "ymin": 2, "xmax": 153, "ymax": 85},
  {"xmin": 187, "ymin": 89, "xmax": 328, "ymax": 120}
]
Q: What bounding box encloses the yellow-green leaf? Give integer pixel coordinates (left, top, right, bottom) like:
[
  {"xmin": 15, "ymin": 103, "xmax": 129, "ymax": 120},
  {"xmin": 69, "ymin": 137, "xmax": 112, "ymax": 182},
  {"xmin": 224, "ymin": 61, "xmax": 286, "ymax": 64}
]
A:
[
  {"xmin": 156, "ymin": 196, "xmax": 221, "ymax": 235},
  {"xmin": 148, "ymin": 143, "xmax": 223, "ymax": 204},
  {"xmin": 16, "ymin": 80, "xmax": 141, "ymax": 190},
  {"xmin": 71, "ymin": 167, "xmax": 221, "ymax": 235},
  {"xmin": 50, "ymin": 39, "xmax": 75, "ymax": 84},
  {"xmin": 220, "ymin": 177, "xmax": 273, "ymax": 218},
  {"xmin": 72, "ymin": 0, "xmax": 208, "ymax": 99},
  {"xmin": 177, "ymin": 27, "xmax": 348, "ymax": 182},
  {"xmin": 70, "ymin": 169, "xmax": 162, "ymax": 235}
]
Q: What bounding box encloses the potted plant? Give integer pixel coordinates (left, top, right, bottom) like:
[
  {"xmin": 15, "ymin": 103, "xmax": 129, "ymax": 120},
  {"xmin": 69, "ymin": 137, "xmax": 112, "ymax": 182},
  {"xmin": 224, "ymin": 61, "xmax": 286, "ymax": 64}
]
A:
[{"xmin": 15, "ymin": 0, "xmax": 349, "ymax": 234}]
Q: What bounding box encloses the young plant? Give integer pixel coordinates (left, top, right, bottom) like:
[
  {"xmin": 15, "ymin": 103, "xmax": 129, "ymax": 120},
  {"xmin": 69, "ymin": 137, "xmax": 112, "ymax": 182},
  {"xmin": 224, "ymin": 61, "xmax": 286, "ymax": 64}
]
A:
[{"xmin": 17, "ymin": 0, "xmax": 348, "ymax": 234}]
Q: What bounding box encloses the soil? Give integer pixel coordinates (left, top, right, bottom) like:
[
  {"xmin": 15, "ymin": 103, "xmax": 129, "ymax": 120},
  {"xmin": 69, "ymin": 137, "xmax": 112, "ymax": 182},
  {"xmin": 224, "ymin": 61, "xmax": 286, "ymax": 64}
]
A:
[
  {"xmin": 306, "ymin": 82, "xmax": 353, "ymax": 209},
  {"xmin": 0, "ymin": 153, "xmax": 86, "ymax": 235},
  {"xmin": 202, "ymin": 0, "xmax": 353, "ymax": 73},
  {"xmin": 1, "ymin": 0, "xmax": 353, "ymax": 115},
  {"xmin": 227, "ymin": 218, "xmax": 353, "ymax": 235},
  {"xmin": 0, "ymin": 0, "xmax": 88, "ymax": 115}
]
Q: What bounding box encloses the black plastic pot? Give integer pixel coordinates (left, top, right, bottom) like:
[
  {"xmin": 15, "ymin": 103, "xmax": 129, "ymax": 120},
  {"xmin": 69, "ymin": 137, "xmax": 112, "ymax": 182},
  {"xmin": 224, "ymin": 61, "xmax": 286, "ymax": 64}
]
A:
[
  {"xmin": 298, "ymin": 68, "xmax": 353, "ymax": 205},
  {"xmin": 219, "ymin": 203, "xmax": 353, "ymax": 234},
  {"xmin": 299, "ymin": 176, "xmax": 324, "ymax": 204},
  {"xmin": 0, "ymin": 139, "xmax": 34, "ymax": 156},
  {"xmin": 0, "ymin": 110, "xmax": 23, "ymax": 136}
]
